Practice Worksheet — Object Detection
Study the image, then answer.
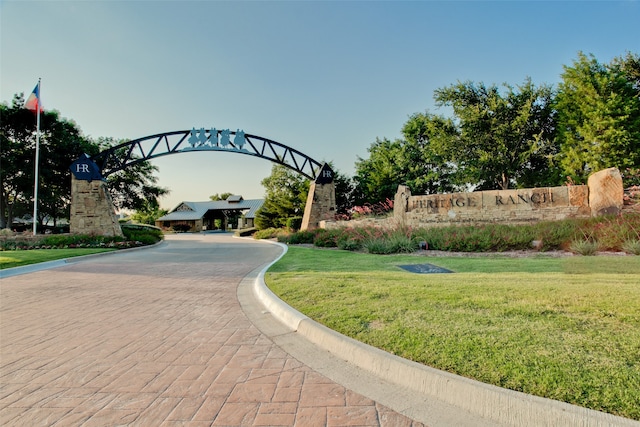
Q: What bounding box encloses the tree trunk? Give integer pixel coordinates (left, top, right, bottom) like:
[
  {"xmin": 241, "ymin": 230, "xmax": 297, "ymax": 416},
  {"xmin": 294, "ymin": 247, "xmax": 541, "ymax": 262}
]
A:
[{"xmin": 501, "ymin": 173, "xmax": 509, "ymax": 190}]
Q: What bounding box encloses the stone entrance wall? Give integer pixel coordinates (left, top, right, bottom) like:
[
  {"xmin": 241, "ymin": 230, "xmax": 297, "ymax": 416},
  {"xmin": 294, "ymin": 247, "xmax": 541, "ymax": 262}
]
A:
[
  {"xmin": 70, "ymin": 176, "xmax": 123, "ymax": 236},
  {"xmin": 323, "ymin": 168, "xmax": 624, "ymax": 230},
  {"xmin": 396, "ymin": 185, "xmax": 591, "ymax": 228}
]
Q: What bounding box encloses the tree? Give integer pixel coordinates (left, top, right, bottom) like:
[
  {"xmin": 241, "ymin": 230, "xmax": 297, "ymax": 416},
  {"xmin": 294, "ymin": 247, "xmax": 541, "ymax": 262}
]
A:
[
  {"xmin": 209, "ymin": 192, "xmax": 233, "ymax": 201},
  {"xmin": 1, "ymin": 94, "xmax": 96, "ymax": 229},
  {"xmin": 613, "ymin": 51, "xmax": 640, "ymax": 96},
  {"xmin": 331, "ymin": 166, "xmax": 355, "ymax": 216},
  {"xmin": 353, "ymin": 138, "xmax": 405, "ymax": 205},
  {"xmin": 556, "ymin": 52, "xmax": 640, "ymax": 183},
  {"xmin": 1, "ymin": 96, "xmax": 169, "ymax": 231},
  {"xmin": 400, "ymin": 112, "xmax": 458, "ymax": 193},
  {"xmin": 130, "ymin": 199, "xmax": 168, "ymax": 225},
  {"xmin": 352, "ymin": 116, "xmax": 457, "ymax": 206},
  {"xmin": 1, "ymin": 95, "xmax": 35, "ymax": 228},
  {"xmin": 94, "ymin": 137, "xmax": 169, "ymax": 212},
  {"xmin": 433, "ymin": 78, "xmax": 560, "ymax": 190},
  {"xmin": 255, "ymin": 164, "xmax": 309, "ymax": 229}
]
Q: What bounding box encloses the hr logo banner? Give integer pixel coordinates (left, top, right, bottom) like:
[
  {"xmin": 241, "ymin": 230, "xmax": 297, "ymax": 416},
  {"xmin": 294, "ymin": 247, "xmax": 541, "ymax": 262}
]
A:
[{"xmin": 70, "ymin": 154, "xmax": 103, "ymax": 181}]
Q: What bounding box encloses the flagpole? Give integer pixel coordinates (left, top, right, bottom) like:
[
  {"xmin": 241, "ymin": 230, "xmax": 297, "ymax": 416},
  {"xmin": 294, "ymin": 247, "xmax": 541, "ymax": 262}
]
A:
[{"xmin": 32, "ymin": 78, "xmax": 41, "ymax": 235}]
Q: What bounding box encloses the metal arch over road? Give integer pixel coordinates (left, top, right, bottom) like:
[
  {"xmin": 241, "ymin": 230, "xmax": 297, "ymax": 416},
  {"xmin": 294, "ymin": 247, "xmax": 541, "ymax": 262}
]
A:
[
  {"xmin": 69, "ymin": 127, "xmax": 336, "ymax": 235},
  {"xmin": 89, "ymin": 128, "xmax": 332, "ymax": 182}
]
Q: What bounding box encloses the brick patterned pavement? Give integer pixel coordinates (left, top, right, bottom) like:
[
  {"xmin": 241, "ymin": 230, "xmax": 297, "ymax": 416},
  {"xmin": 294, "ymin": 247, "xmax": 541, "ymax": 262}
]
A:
[{"xmin": 1, "ymin": 234, "xmax": 424, "ymax": 426}]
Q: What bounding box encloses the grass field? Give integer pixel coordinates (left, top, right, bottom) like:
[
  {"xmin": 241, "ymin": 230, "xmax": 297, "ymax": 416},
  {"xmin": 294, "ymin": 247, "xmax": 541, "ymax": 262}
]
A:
[
  {"xmin": 0, "ymin": 248, "xmax": 115, "ymax": 269},
  {"xmin": 266, "ymin": 247, "xmax": 640, "ymax": 420}
]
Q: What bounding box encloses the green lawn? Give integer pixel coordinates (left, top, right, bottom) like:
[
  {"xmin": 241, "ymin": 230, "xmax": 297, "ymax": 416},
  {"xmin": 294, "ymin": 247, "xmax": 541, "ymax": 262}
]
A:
[
  {"xmin": 0, "ymin": 248, "xmax": 115, "ymax": 269},
  {"xmin": 266, "ymin": 247, "xmax": 640, "ymax": 420}
]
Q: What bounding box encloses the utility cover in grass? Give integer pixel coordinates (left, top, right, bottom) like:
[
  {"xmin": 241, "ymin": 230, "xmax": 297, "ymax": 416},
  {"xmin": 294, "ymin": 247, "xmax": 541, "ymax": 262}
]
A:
[{"xmin": 399, "ymin": 264, "xmax": 453, "ymax": 274}]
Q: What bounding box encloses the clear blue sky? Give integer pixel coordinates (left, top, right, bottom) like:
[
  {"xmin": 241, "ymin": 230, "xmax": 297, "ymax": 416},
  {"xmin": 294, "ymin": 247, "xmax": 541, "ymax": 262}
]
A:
[{"xmin": 2, "ymin": 0, "xmax": 638, "ymax": 210}]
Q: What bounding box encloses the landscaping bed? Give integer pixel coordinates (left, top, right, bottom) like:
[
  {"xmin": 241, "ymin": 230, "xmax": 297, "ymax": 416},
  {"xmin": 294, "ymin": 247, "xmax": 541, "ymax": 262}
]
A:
[
  {"xmin": 0, "ymin": 224, "xmax": 164, "ymax": 269},
  {"xmin": 258, "ymin": 212, "xmax": 640, "ymax": 256}
]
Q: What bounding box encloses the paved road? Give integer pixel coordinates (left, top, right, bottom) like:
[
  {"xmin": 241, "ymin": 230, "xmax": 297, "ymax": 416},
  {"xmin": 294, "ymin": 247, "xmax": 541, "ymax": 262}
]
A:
[{"xmin": 1, "ymin": 234, "xmax": 423, "ymax": 426}]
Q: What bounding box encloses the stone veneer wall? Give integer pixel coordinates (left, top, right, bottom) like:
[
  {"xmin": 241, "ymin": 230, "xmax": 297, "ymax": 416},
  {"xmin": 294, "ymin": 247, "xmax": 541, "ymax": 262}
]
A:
[
  {"xmin": 323, "ymin": 168, "xmax": 624, "ymax": 230},
  {"xmin": 323, "ymin": 186, "xmax": 590, "ymax": 230},
  {"xmin": 399, "ymin": 185, "xmax": 590, "ymax": 228},
  {"xmin": 301, "ymin": 182, "xmax": 336, "ymax": 230},
  {"xmin": 70, "ymin": 176, "xmax": 123, "ymax": 236}
]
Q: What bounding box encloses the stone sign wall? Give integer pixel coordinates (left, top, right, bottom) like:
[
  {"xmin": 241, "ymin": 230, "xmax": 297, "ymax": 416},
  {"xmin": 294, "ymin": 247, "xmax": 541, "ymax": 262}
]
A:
[
  {"xmin": 322, "ymin": 168, "xmax": 623, "ymax": 230},
  {"xmin": 395, "ymin": 185, "xmax": 590, "ymax": 228}
]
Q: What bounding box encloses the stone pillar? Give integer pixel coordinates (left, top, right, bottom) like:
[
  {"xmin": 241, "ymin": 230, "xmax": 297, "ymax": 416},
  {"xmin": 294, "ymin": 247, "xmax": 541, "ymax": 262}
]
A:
[
  {"xmin": 70, "ymin": 175, "xmax": 123, "ymax": 236},
  {"xmin": 301, "ymin": 182, "xmax": 336, "ymax": 230},
  {"xmin": 394, "ymin": 185, "xmax": 411, "ymax": 221},
  {"xmin": 588, "ymin": 167, "xmax": 623, "ymax": 216}
]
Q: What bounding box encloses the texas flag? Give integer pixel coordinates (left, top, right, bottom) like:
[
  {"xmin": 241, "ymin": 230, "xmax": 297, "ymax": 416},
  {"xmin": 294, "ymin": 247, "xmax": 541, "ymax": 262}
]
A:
[{"xmin": 24, "ymin": 82, "xmax": 42, "ymax": 112}]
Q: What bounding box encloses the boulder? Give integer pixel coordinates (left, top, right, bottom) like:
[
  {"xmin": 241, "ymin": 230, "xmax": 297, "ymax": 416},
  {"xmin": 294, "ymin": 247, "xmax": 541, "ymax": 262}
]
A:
[{"xmin": 587, "ymin": 168, "xmax": 624, "ymax": 216}]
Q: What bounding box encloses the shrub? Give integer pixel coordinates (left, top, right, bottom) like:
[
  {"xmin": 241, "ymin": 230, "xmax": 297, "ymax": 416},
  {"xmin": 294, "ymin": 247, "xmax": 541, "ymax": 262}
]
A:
[
  {"xmin": 345, "ymin": 198, "xmax": 394, "ymax": 220},
  {"xmin": 532, "ymin": 220, "xmax": 578, "ymax": 251},
  {"xmin": 622, "ymin": 239, "xmax": 640, "ymax": 255},
  {"xmin": 0, "ymin": 228, "xmax": 14, "ymax": 237},
  {"xmin": 337, "ymin": 238, "xmax": 362, "ymax": 251},
  {"xmin": 276, "ymin": 231, "xmax": 295, "ymax": 243},
  {"xmin": 172, "ymin": 224, "xmax": 191, "ymax": 233},
  {"xmin": 313, "ymin": 229, "xmax": 340, "ymax": 247},
  {"xmin": 363, "ymin": 234, "xmax": 415, "ymax": 254},
  {"xmin": 0, "ymin": 225, "xmax": 163, "ymax": 251},
  {"xmin": 271, "ymin": 213, "xmax": 640, "ymax": 254},
  {"xmin": 286, "ymin": 230, "xmax": 315, "ymax": 245},
  {"xmin": 122, "ymin": 224, "xmax": 163, "ymax": 244},
  {"xmin": 362, "ymin": 238, "xmax": 396, "ymax": 254},
  {"xmin": 235, "ymin": 227, "xmax": 257, "ymax": 237},
  {"xmin": 286, "ymin": 216, "xmax": 303, "ymax": 231},
  {"xmin": 254, "ymin": 228, "xmax": 281, "ymax": 239},
  {"xmin": 570, "ymin": 239, "xmax": 599, "ymax": 256},
  {"xmin": 391, "ymin": 233, "xmax": 417, "ymax": 253},
  {"xmin": 122, "ymin": 223, "xmax": 162, "ymax": 232}
]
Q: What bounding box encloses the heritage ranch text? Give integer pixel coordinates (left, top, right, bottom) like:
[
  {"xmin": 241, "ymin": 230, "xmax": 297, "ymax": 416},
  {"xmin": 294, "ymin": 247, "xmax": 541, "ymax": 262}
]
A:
[{"xmin": 411, "ymin": 191, "xmax": 556, "ymax": 210}]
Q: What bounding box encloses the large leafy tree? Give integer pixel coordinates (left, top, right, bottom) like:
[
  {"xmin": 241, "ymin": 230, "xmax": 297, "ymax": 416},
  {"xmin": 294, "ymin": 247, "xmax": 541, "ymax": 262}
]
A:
[
  {"xmin": 1, "ymin": 94, "xmax": 168, "ymax": 231},
  {"xmin": 332, "ymin": 165, "xmax": 355, "ymax": 216},
  {"xmin": 255, "ymin": 164, "xmax": 309, "ymax": 229},
  {"xmin": 130, "ymin": 199, "xmax": 168, "ymax": 225},
  {"xmin": 400, "ymin": 112, "xmax": 458, "ymax": 193},
  {"xmin": 433, "ymin": 78, "xmax": 560, "ymax": 190},
  {"xmin": 1, "ymin": 95, "xmax": 36, "ymax": 228},
  {"xmin": 352, "ymin": 138, "xmax": 405, "ymax": 205},
  {"xmin": 1, "ymin": 94, "xmax": 96, "ymax": 229},
  {"xmin": 555, "ymin": 52, "xmax": 640, "ymax": 183},
  {"xmin": 352, "ymin": 115, "xmax": 457, "ymax": 205}
]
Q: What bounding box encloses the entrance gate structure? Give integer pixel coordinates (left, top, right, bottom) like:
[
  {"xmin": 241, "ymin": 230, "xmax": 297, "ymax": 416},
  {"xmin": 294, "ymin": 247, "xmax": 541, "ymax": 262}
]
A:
[{"xmin": 69, "ymin": 128, "xmax": 335, "ymax": 236}]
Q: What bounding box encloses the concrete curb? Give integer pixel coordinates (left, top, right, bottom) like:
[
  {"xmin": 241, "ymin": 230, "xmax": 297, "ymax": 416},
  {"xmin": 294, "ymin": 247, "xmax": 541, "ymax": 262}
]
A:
[
  {"xmin": 252, "ymin": 241, "xmax": 639, "ymax": 427},
  {"xmin": 0, "ymin": 240, "xmax": 166, "ymax": 279}
]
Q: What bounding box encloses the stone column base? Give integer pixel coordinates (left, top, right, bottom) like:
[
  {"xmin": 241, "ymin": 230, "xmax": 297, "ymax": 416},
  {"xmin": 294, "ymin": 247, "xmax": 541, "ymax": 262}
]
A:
[
  {"xmin": 301, "ymin": 182, "xmax": 336, "ymax": 230},
  {"xmin": 70, "ymin": 176, "xmax": 123, "ymax": 237}
]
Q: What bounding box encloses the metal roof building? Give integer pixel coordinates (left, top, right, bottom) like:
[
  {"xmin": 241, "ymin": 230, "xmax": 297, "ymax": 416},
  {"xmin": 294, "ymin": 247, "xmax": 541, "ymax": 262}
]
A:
[{"xmin": 156, "ymin": 196, "xmax": 263, "ymax": 231}]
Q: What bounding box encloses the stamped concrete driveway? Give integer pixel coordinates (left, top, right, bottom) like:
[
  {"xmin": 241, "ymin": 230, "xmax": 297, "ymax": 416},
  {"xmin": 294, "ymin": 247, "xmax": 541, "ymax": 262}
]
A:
[{"xmin": 0, "ymin": 233, "xmax": 423, "ymax": 426}]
